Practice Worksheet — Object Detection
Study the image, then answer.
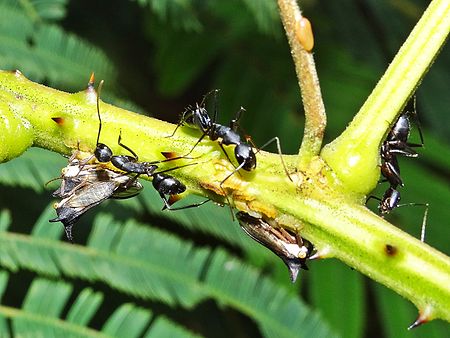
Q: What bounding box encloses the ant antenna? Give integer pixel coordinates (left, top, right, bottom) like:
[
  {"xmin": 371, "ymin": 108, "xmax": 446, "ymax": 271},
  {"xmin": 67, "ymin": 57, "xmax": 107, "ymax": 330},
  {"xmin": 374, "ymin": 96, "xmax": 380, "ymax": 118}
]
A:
[
  {"xmin": 420, "ymin": 204, "xmax": 429, "ymax": 242},
  {"xmin": 209, "ymin": 89, "xmax": 220, "ymax": 124},
  {"xmin": 366, "ymin": 195, "xmax": 429, "ymax": 242},
  {"xmin": 96, "ymin": 80, "xmax": 105, "ymax": 146}
]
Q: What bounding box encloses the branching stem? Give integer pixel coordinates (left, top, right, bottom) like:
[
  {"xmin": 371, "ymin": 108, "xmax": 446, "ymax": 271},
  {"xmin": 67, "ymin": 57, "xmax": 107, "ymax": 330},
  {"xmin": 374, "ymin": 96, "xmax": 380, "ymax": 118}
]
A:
[
  {"xmin": 277, "ymin": 0, "xmax": 326, "ymax": 169},
  {"xmin": 0, "ymin": 0, "xmax": 449, "ymax": 327}
]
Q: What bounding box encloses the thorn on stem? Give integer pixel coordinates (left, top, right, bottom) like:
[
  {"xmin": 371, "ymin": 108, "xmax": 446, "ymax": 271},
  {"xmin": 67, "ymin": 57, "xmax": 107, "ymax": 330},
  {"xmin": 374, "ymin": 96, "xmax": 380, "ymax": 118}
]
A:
[
  {"xmin": 88, "ymin": 72, "xmax": 95, "ymax": 89},
  {"xmin": 51, "ymin": 117, "xmax": 64, "ymax": 125},
  {"xmin": 161, "ymin": 151, "xmax": 179, "ymax": 159},
  {"xmin": 408, "ymin": 306, "xmax": 433, "ymax": 330},
  {"xmin": 408, "ymin": 315, "xmax": 428, "ymax": 330}
]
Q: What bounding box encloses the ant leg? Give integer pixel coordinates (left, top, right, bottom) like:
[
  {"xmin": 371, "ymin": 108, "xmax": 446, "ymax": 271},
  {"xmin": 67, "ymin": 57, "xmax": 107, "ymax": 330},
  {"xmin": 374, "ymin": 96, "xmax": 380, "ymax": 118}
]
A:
[
  {"xmin": 122, "ymin": 173, "xmax": 141, "ymax": 189},
  {"xmin": 150, "ymin": 162, "xmax": 198, "ymax": 177},
  {"xmin": 209, "ymin": 89, "xmax": 220, "ymax": 126},
  {"xmin": 162, "ymin": 197, "xmax": 211, "ymax": 211},
  {"xmin": 184, "ymin": 132, "xmax": 208, "ymax": 157},
  {"xmin": 117, "ymin": 130, "xmax": 139, "ymax": 160},
  {"xmin": 256, "ymin": 136, "xmax": 293, "ymax": 182},
  {"xmin": 165, "ymin": 108, "xmax": 194, "ymax": 138},
  {"xmin": 230, "ymin": 107, "xmax": 246, "ymax": 131},
  {"xmin": 411, "ymin": 95, "xmax": 425, "ymax": 146},
  {"xmin": 365, "ymin": 195, "xmax": 381, "ymax": 205},
  {"xmin": 419, "ymin": 204, "xmax": 429, "ymax": 242},
  {"xmin": 219, "ymin": 161, "xmax": 247, "ymax": 221},
  {"xmin": 161, "ymin": 132, "xmax": 209, "ymax": 162},
  {"xmin": 218, "ymin": 142, "xmax": 238, "ymax": 170}
]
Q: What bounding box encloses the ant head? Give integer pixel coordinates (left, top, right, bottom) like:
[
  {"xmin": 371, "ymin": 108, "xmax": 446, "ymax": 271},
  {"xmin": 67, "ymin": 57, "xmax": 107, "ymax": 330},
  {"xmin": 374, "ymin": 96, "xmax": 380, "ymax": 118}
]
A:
[
  {"xmin": 235, "ymin": 144, "xmax": 256, "ymax": 171},
  {"xmin": 379, "ymin": 187, "xmax": 400, "ymax": 214},
  {"xmin": 192, "ymin": 105, "xmax": 212, "ymax": 132},
  {"xmin": 95, "ymin": 143, "xmax": 113, "ymax": 162}
]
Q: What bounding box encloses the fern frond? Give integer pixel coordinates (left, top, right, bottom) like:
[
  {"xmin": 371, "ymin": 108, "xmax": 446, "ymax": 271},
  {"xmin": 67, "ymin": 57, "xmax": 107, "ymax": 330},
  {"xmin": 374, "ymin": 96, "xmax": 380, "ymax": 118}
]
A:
[
  {"xmin": 0, "ymin": 3, "xmax": 115, "ymax": 89},
  {"xmin": 0, "ymin": 277, "xmax": 109, "ymax": 337},
  {"xmin": 0, "ymin": 209, "xmax": 336, "ymax": 337},
  {"xmin": 101, "ymin": 303, "xmax": 152, "ymax": 338},
  {"xmin": 144, "ymin": 316, "xmax": 201, "ymax": 338},
  {"xmin": 137, "ymin": 0, "xmax": 202, "ymax": 32},
  {"xmin": 0, "ymin": 273, "xmax": 201, "ymax": 338},
  {"xmin": 0, "ymin": 148, "xmax": 64, "ymax": 193},
  {"xmin": 0, "ymin": 148, "xmax": 275, "ymax": 264},
  {"xmin": 240, "ymin": 0, "xmax": 280, "ymax": 34},
  {"xmin": 65, "ymin": 288, "xmax": 103, "ymax": 326},
  {"xmin": 0, "ymin": 210, "xmax": 11, "ymax": 232},
  {"xmin": 18, "ymin": 0, "xmax": 68, "ymax": 22}
]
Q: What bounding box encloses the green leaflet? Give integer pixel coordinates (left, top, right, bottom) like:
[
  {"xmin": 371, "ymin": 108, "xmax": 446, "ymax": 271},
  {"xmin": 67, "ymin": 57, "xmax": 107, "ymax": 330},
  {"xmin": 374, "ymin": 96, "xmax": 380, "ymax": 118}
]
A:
[
  {"xmin": 0, "ymin": 2, "xmax": 115, "ymax": 89},
  {"xmin": 0, "ymin": 209, "xmax": 336, "ymax": 338}
]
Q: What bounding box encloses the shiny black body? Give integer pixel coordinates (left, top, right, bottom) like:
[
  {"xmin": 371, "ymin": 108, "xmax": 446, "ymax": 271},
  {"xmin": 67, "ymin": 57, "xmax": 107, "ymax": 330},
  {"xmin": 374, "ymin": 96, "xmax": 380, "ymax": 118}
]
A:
[
  {"xmin": 379, "ymin": 186, "xmax": 401, "ymax": 214},
  {"xmin": 171, "ymin": 90, "xmax": 256, "ymax": 172},
  {"xmin": 378, "ymin": 108, "xmax": 423, "ymax": 213},
  {"xmin": 94, "ymin": 81, "xmax": 208, "ymax": 211},
  {"xmin": 95, "ymin": 135, "xmax": 159, "ymax": 177}
]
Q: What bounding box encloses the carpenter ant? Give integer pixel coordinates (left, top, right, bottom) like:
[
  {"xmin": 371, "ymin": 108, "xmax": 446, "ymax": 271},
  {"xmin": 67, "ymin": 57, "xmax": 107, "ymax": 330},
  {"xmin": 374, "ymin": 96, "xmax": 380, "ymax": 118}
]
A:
[
  {"xmin": 371, "ymin": 187, "xmax": 429, "ymax": 242},
  {"xmin": 168, "ymin": 90, "xmax": 257, "ymax": 172},
  {"xmin": 94, "ymin": 80, "xmax": 161, "ymax": 178},
  {"xmin": 169, "ymin": 90, "xmax": 291, "ymax": 211},
  {"xmin": 380, "ymin": 97, "xmax": 424, "ymax": 188},
  {"xmin": 151, "ymin": 172, "xmax": 210, "ymax": 211},
  {"xmin": 368, "ymin": 98, "xmax": 428, "ymax": 241},
  {"xmin": 236, "ymin": 212, "xmax": 314, "ymax": 283},
  {"xmin": 92, "ymin": 79, "xmax": 209, "ymax": 211}
]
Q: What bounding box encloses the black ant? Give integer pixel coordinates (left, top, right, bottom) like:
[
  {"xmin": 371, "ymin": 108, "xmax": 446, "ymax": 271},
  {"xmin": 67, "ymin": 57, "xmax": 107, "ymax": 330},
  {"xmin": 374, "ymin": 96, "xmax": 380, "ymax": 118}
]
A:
[
  {"xmin": 168, "ymin": 90, "xmax": 291, "ymax": 211},
  {"xmin": 380, "ymin": 98, "xmax": 424, "ymax": 187},
  {"xmin": 369, "ymin": 98, "xmax": 428, "ymax": 241},
  {"xmin": 168, "ymin": 90, "xmax": 257, "ymax": 173},
  {"xmin": 91, "ymin": 78, "xmax": 208, "ymax": 211}
]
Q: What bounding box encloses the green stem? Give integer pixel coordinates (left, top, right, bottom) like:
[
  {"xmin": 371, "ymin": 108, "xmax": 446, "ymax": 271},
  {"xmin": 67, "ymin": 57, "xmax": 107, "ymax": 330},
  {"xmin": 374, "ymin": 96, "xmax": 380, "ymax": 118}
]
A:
[
  {"xmin": 321, "ymin": 0, "xmax": 450, "ymax": 196},
  {"xmin": 277, "ymin": 0, "xmax": 326, "ymax": 169},
  {"xmin": 0, "ymin": 70, "xmax": 449, "ymax": 324}
]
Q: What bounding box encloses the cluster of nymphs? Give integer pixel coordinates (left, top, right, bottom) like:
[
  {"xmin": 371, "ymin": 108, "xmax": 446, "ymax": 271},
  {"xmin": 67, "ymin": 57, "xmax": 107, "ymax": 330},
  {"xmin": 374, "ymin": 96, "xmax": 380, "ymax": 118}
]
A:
[
  {"xmin": 48, "ymin": 75, "xmax": 314, "ymax": 283},
  {"xmin": 371, "ymin": 97, "xmax": 428, "ymax": 241}
]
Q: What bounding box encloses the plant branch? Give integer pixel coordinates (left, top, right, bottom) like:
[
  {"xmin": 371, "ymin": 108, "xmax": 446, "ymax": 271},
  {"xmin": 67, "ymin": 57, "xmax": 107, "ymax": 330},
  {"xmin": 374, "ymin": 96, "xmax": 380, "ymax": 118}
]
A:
[
  {"xmin": 277, "ymin": 0, "xmax": 326, "ymax": 169},
  {"xmin": 0, "ymin": 70, "xmax": 449, "ymax": 325},
  {"xmin": 321, "ymin": 0, "xmax": 450, "ymax": 196}
]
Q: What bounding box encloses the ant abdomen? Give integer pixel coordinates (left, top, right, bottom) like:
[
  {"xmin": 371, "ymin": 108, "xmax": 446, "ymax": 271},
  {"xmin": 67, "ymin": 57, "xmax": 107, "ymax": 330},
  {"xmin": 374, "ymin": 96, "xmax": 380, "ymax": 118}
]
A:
[
  {"xmin": 152, "ymin": 173, "xmax": 186, "ymax": 195},
  {"xmin": 235, "ymin": 144, "xmax": 256, "ymax": 171}
]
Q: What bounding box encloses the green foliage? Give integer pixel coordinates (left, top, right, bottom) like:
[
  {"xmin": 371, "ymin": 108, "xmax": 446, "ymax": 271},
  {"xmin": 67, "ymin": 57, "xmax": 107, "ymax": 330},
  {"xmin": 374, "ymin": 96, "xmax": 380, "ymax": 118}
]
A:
[
  {"xmin": 0, "ymin": 202, "xmax": 336, "ymax": 337},
  {"xmin": 0, "ymin": 0, "xmax": 115, "ymax": 90},
  {"xmin": 0, "ymin": 275, "xmax": 199, "ymax": 337},
  {"xmin": 12, "ymin": 0, "xmax": 68, "ymax": 22},
  {"xmin": 0, "ymin": 0, "xmax": 449, "ymax": 337}
]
